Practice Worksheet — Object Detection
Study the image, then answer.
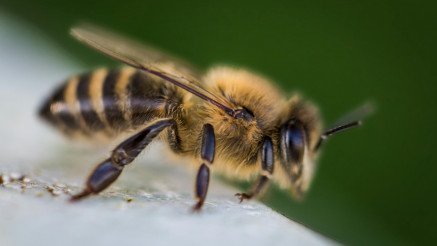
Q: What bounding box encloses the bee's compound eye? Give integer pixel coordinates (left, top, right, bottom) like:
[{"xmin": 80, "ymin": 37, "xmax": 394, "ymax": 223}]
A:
[
  {"xmin": 289, "ymin": 126, "xmax": 304, "ymax": 150},
  {"xmin": 282, "ymin": 121, "xmax": 306, "ymax": 164}
]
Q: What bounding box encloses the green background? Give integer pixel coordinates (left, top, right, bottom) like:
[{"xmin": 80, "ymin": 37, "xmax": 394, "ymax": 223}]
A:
[{"xmin": 2, "ymin": 1, "xmax": 436, "ymax": 245}]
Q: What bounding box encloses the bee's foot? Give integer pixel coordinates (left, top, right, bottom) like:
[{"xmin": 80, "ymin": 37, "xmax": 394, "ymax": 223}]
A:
[
  {"xmin": 191, "ymin": 201, "xmax": 204, "ymax": 213},
  {"xmin": 69, "ymin": 189, "xmax": 92, "ymax": 202},
  {"xmin": 235, "ymin": 193, "xmax": 252, "ymax": 203}
]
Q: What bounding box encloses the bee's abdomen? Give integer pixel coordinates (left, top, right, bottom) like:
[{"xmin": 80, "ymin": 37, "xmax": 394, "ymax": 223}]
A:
[{"xmin": 39, "ymin": 67, "xmax": 183, "ymax": 138}]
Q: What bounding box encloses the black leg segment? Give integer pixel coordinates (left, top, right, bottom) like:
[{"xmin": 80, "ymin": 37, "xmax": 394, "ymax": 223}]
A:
[
  {"xmin": 193, "ymin": 163, "xmax": 210, "ymax": 211},
  {"xmin": 200, "ymin": 124, "xmax": 215, "ymax": 164},
  {"xmin": 261, "ymin": 136, "xmax": 274, "ymax": 174},
  {"xmin": 235, "ymin": 175, "xmax": 270, "ymax": 203},
  {"xmin": 192, "ymin": 124, "xmax": 215, "ymax": 211},
  {"xmin": 236, "ymin": 136, "xmax": 274, "ymax": 203},
  {"xmin": 70, "ymin": 118, "xmax": 174, "ymax": 201}
]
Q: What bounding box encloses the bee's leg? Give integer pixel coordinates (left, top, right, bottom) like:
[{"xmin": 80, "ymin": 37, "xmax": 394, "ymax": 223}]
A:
[
  {"xmin": 235, "ymin": 137, "xmax": 273, "ymax": 203},
  {"xmin": 70, "ymin": 118, "xmax": 174, "ymax": 201},
  {"xmin": 192, "ymin": 124, "xmax": 215, "ymax": 212},
  {"xmin": 235, "ymin": 176, "xmax": 270, "ymax": 203}
]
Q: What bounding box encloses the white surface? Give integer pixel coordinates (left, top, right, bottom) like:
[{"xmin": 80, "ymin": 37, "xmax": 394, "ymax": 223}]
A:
[{"xmin": 0, "ymin": 12, "xmax": 336, "ymax": 246}]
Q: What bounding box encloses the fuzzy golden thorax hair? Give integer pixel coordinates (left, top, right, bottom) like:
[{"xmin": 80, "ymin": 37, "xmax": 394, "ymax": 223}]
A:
[{"xmin": 179, "ymin": 67, "xmax": 322, "ymax": 198}]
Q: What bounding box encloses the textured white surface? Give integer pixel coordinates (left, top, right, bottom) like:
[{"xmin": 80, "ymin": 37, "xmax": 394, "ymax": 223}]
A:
[{"xmin": 0, "ymin": 13, "xmax": 336, "ymax": 246}]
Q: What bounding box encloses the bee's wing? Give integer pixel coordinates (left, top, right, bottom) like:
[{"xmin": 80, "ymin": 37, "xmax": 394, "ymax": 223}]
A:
[{"xmin": 71, "ymin": 24, "xmax": 235, "ymax": 115}]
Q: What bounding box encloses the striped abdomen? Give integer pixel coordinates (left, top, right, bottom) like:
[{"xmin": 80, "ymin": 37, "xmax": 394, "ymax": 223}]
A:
[{"xmin": 39, "ymin": 67, "xmax": 184, "ymax": 138}]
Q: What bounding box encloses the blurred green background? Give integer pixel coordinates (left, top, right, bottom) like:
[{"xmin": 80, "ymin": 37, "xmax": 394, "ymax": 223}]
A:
[{"xmin": 1, "ymin": 0, "xmax": 436, "ymax": 245}]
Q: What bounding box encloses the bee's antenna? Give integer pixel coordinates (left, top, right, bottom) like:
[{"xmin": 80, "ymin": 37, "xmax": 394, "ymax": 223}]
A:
[
  {"xmin": 314, "ymin": 121, "xmax": 361, "ymax": 151},
  {"xmin": 313, "ymin": 102, "xmax": 374, "ymax": 152}
]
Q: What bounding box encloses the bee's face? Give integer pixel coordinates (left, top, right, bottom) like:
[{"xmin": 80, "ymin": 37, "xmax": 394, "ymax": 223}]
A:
[
  {"xmin": 279, "ymin": 119, "xmax": 312, "ymax": 198},
  {"xmin": 278, "ymin": 100, "xmax": 322, "ymax": 199},
  {"xmin": 277, "ymin": 99, "xmax": 370, "ymax": 199}
]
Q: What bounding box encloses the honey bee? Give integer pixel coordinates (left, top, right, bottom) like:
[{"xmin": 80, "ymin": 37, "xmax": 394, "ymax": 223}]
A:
[{"xmin": 39, "ymin": 25, "xmax": 371, "ymax": 211}]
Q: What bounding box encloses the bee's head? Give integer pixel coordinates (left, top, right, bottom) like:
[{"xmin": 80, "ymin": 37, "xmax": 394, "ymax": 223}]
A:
[
  {"xmin": 278, "ymin": 98, "xmax": 369, "ymax": 199},
  {"xmin": 278, "ymin": 98, "xmax": 322, "ymax": 199}
]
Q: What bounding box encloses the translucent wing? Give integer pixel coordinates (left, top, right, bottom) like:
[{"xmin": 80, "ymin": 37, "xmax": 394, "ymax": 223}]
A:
[{"xmin": 71, "ymin": 24, "xmax": 236, "ymax": 116}]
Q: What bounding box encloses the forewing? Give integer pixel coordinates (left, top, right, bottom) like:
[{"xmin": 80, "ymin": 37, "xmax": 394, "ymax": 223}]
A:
[
  {"xmin": 71, "ymin": 24, "xmax": 235, "ymax": 115},
  {"xmin": 71, "ymin": 24, "xmax": 200, "ymax": 79}
]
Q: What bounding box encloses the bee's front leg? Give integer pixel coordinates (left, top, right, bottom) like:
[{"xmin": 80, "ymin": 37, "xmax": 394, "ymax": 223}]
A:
[
  {"xmin": 70, "ymin": 118, "xmax": 174, "ymax": 201},
  {"xmin": 235, "ymin": 136, "xmax": 273, "ymax": 203},
  {"xmin": 192, "ymin": 124, "xmax": 215, "ymax": 212}
]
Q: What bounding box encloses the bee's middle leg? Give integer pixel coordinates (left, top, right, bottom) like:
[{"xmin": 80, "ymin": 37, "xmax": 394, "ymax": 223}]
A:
[
  {"xmin": 235, "ymin": 137, "xmax": 274, "ymax": 202},
  {"xmin": 70, "ymin": 118, "xmax": 175, "ymax": 201},
  {"xmin": 192, "ymin": 124, "xmax": 215, "ymax": 212}
]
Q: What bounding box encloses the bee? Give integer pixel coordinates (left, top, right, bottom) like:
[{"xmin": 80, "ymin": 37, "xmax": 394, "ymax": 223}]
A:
[{"xmin": 39, "ymin": 25, "xmax": 371, "ymax": 211}]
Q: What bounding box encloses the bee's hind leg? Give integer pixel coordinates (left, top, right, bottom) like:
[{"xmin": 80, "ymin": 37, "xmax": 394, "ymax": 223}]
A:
[
  {"xmin": 70, "ymin": 118, "xmax": 175, "ymax": 201},
  {"xmin": 192, "ymin": 124, "xmax": 215, "ymax": 212},
  {"xmin": 235, "ymin": 137, "xmax": 273, "ymax": 203}
]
